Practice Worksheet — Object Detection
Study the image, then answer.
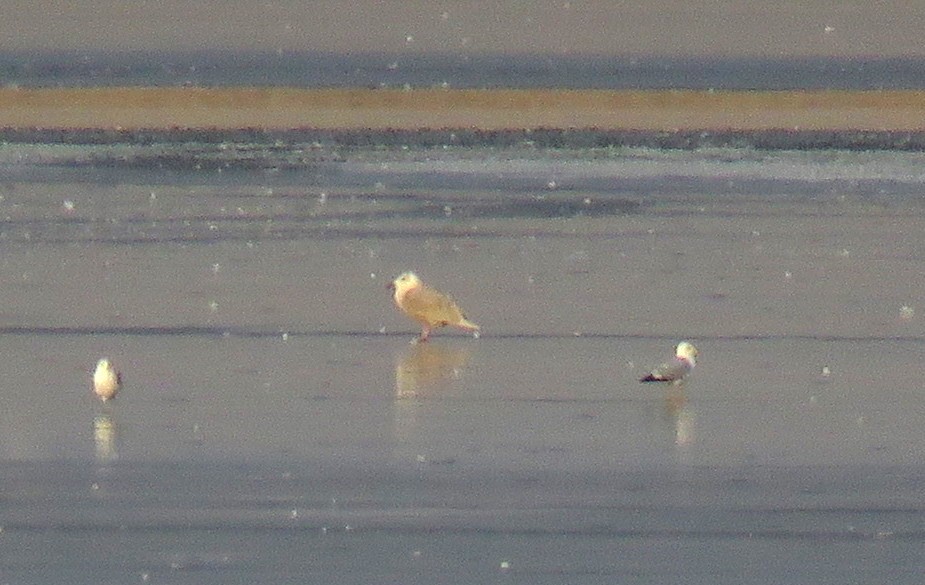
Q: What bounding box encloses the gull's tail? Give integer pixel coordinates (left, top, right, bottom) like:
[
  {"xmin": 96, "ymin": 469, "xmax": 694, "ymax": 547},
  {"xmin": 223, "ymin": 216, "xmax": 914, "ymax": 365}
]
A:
[{"xmin": 457, "ymin": 316, "xmax": 480, "ymax": 332}]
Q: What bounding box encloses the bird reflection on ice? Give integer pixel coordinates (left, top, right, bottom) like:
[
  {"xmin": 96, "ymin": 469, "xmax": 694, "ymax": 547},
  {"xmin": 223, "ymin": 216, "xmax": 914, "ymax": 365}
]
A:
[
  {"xmin": 93, "ymin": 413, "xmax": 118, "ymax": 463},
  {"xmin": 392, "ymin": 343, "xmax": 470, "ymax": 461},
  {"xmin": 662, "ymin": 387, "xmax": 696, "ymax": 452},
  {"xmin": 394, "ymin": 343, "xmax": 470, "ymax": 400}
]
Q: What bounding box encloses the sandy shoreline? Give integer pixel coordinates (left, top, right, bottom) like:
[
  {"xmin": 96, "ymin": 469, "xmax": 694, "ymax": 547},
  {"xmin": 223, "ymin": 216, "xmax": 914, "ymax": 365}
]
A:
[{"xmin": 3, "ymin": 88, "xmax": 925, "ymax": 131}]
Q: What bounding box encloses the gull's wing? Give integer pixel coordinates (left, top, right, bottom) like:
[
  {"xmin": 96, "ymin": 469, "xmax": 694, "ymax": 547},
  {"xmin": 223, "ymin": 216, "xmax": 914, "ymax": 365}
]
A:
[
  {"xmin": 403, "ymin": 284, "xmax": 469, "ymax": 327},
  {"xmin": 640, "ymin": 357, "xmax": 692, "ymax": 383}
]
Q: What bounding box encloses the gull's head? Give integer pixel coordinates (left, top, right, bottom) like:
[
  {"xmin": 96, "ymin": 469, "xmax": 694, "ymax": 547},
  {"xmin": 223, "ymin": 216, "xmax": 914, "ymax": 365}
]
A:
[
  {"xmin": 95, "ymin": 358, "xmax": 113, "ymax": 374},
  {"xmin": 388, "ymin": 271, "xmax": 422, "ymax": 296},
  {"xmin": 676, "ymin": 341, "xmax": 698, "ymax": 362}
]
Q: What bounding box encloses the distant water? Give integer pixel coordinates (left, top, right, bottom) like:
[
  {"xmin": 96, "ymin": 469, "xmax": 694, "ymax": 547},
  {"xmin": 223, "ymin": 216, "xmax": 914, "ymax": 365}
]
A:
[
  {"xmin": 4, "ymin": 140, "xmax": 925, "ymax": 203},
  {"xmin": 4, "ymin": 50, "xmax": 925, "ymax": 90}
]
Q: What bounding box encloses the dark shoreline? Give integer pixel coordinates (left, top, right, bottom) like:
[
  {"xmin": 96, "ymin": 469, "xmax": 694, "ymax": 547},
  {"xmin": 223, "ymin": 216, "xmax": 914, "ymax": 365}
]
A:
[
  {"xmin": 5, "ymin": 51, "xmax": 925, "ymax": 90},
  {"xmin": 6, "ymin": 127, "xmax": 925, "ymax": 151}
]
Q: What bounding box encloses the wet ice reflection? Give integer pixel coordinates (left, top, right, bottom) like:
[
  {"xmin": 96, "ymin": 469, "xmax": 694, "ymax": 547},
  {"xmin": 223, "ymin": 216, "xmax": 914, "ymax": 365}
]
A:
[
  {"xmin": 392, "ymin": 342, "xmax": 471, "ymax": 463},
  {"xmin": 93, "ymin": 413, "xmax": 118, "ymax": 463}
]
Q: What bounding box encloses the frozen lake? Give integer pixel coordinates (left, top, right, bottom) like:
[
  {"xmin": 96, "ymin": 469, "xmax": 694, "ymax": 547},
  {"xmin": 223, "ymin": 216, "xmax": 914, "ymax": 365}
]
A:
[{"xmin": 1, "ymin": 142, "xmax": 924, "ymax": 583}]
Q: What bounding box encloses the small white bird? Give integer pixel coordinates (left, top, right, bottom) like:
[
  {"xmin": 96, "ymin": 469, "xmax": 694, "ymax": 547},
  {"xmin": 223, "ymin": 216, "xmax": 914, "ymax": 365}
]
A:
[
  {"xmin": 92, "ymin": 358, "xmax": 122, "ymax": 402},
  {"xmin": 387, "ymin": 271, "xmax": 480, "ymax": 343},
  {"xmin": 640, "ymin": 341, "xmax": 698, "ymax": 384}
]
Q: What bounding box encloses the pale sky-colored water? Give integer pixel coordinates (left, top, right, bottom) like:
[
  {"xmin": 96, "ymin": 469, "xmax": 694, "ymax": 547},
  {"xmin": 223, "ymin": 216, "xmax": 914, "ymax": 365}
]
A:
[{"xmin": 3, "ymin": 0, "xmax": 924, "ymax": 57}]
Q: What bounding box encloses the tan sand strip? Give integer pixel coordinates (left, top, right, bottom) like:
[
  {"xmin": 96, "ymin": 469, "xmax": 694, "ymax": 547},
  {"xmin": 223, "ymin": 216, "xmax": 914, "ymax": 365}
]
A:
[{"xmin": 1, "ymin": 88, "xmax": 925, "ymax": 131}]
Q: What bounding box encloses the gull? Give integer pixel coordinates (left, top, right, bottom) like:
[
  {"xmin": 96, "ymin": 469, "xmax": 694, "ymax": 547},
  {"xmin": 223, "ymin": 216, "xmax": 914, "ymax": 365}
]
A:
[
  {"xmin": 93, "ymin": 358, "xmax": 122, "ymax": 402},
  {"xmin": 387, "ymin": 271, "xmax": 480, "ymax": 343},
  {"xmin": 640, "ymin": 341, "xmax": 698, "ymax": 384}
]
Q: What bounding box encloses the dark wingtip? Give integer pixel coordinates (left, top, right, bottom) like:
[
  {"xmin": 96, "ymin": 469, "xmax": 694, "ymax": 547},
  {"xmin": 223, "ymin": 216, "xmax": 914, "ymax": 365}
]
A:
[{"xmin": 639, "ymin": 374, "xmax": 662, "ymax": 383}]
